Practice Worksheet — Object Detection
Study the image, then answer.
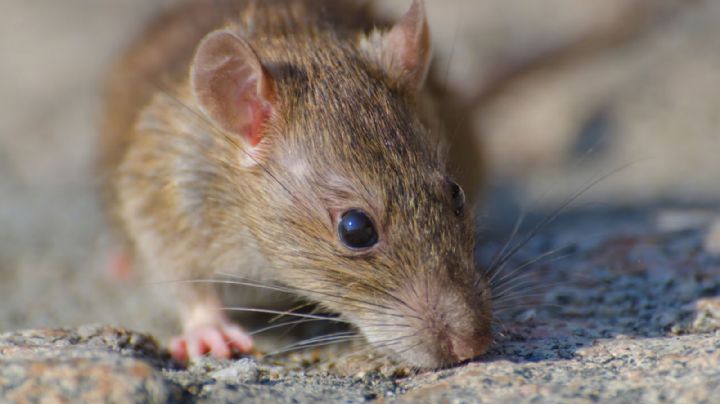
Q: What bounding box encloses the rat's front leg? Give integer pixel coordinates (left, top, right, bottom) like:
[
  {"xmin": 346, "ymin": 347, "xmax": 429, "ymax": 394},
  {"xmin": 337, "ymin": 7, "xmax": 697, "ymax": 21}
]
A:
[{"xmin": 169, "ymin": 285, "xmax": 254, "ymax": 362}]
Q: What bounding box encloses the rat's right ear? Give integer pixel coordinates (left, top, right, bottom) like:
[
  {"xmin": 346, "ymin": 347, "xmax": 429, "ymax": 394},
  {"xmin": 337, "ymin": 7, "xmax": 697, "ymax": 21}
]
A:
[
  {"xmin": 191, "ymin": 30, "xmax": 275, "ymax": 149},
  {"xmin": 360, "ymin": 0, "xmax": 431, "ymax": 93}
]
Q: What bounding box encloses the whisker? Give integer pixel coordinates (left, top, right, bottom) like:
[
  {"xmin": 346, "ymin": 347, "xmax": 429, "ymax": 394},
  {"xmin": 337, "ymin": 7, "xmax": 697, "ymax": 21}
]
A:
[
  {"xmin": 156, "ymin": 277, "xmax": 376, "ymax": 316},
  {"xmin": 488, "ymin": 161, "xmax": 641, "ymax": 280},
  {"xmin": 221, "ymin": 306, "xmax": 350, "ymax": 323},
  {"xmin": 493, "ymin": 298, "xmax": 560, "ymax": 311},
  {"xmin": 268, "ymin": 302, "xmax": 316, "ymax": 324},
  {"xmin": 279, "ymin": 330, "xmax": 359, "ymax": 349},
  {"xmin": 492, "ymin": 281, "xmax": 572, "ymax": 303},
  {"xmin": 389, "ymin": 341, "xmax": 425, "ymax": 363},
  {"xmin": 305, "ymin": 342, "xmax": 381, "ymax": 371},
  {"xmin": 486, "ymin": 209, "xmax": 526, "ymax": 283},
  {"xmin": 492, "ymin": 278, "xmax": 549, "ymax": 298},
  {"xmin": 153, "ymin": 278, "xmax": 294, "ymax": 295},
  {"xmin": 492, "ymin": 272, "xmax": 572, "ymax": 297},
  {"xmin": 351, "ymin": 281, "xmax": 424, "ymax": 321},
  {"xmin": 214, "ymin": 273, "xmax": 404, "ymax": 316},
  {"xmin": 493, "ymin": 293, "xmax": 564, "ymax": 313},
  {"xmin": 249, "ymin": 318, "xmax": 325, "ymax": 336},
  {"xmin": 306, "ymin": 333, "xmax": 417, "ymax": 371},
  {"xmin": 490, "ymin": 244, "xmax": 575, "ymax": 288},
  {"xmin": 493, "ymin": 305, "xmax": 560, "ymax": 315},
  {"xmin": 264, "ymin": 336, "xmax": 364, "ymax": 357},
  {"xmin": 165, "ymin": 276, "xmax": 402, "ymax": 319},
  {"xmin": 361, "ymin": 322, "xmax": 414, "ymax": 329}
]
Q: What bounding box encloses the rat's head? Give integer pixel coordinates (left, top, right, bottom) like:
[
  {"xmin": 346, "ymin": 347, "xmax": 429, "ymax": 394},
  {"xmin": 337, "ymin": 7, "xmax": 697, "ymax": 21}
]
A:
[{"xmin": 189, "ymin": 0, "xmax": 492, "ymax": 368}]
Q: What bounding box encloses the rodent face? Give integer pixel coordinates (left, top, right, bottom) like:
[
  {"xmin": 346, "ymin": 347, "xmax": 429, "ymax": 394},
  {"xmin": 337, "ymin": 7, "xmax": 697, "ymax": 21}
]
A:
[{"xmin": 248, "ymin": 67, "xmax": 493, "ymax": 368}]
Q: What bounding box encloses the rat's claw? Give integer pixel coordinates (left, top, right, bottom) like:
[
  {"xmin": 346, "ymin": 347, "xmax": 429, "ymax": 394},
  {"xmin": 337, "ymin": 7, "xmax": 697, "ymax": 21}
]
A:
[{"xmin": 169, "ymin": 322, "xmax": 254, "ymax": 363}]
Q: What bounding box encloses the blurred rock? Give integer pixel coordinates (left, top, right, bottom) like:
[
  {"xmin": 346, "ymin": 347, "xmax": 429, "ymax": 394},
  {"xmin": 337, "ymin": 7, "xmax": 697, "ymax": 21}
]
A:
[{"xmin": 0, "ymin": 326, "xmax": 181, "ymax": 403}]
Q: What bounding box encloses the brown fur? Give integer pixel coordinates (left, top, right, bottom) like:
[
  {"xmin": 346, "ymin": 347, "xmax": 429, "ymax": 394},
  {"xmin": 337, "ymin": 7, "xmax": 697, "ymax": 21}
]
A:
[{"xmin": 101, "ymin": 0, "xmax": 490, "ymax": 368}]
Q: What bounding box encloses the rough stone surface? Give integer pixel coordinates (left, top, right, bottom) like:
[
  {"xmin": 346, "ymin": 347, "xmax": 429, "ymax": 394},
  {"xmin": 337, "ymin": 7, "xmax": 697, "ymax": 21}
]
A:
[
  {"xmin": 0, "ymin": 327, "xmax": 181, "ymax": 403},
  {"xmin": 400, "ymin": 335, "xmax": 720, "ymax": 403}
]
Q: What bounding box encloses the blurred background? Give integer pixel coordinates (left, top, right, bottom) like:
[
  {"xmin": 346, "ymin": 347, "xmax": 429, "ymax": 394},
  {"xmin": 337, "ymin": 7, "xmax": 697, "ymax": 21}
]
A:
[{"xmin": 1, "ymin": 0, "xmax": 718, "ymax": 341}]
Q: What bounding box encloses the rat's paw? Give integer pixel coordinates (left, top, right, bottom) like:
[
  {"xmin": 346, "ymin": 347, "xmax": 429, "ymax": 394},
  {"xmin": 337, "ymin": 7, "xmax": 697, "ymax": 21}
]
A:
[
  {"xmin": 169, "ymin": 322, "xmax": 254, "ymax": 362},
  {"xmin": 105, "ymin": 249, "xmax": 135, "ymax": 282}
]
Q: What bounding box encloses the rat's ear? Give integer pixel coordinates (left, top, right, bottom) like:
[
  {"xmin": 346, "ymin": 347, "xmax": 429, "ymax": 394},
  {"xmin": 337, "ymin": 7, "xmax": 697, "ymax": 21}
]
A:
[
  {"xmin": 191, "ymin": 29, "xmax": 275, "ymax": 148},
  {"xmin": 364, "ymin": 0, "xmax": 431, "ymax": 92}
]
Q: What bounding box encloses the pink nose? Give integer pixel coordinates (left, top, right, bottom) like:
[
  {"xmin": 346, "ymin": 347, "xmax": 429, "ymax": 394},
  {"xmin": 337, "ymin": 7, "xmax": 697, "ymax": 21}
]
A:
[{"xmin": 450, "ymin": 334, "xmax": 491, "ymax": 362}]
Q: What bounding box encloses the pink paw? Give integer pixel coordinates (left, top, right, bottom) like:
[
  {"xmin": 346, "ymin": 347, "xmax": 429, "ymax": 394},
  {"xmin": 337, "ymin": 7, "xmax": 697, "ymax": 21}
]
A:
[
  {"xmin": 169, "ymin": 322, "xmax": 254, "ymax": 363},
  {"xmin": 105, "ymin": 249, "xmax": 135, "ymax": 282}
]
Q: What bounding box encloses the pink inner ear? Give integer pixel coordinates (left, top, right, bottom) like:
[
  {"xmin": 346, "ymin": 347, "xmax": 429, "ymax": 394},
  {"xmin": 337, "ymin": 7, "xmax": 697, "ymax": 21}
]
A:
[
  {"xmin": 232, "ymin": 70, "xmax": 272, "ymax": 147},
  {"xmin": 248, "ymin": 99, "xmax": 271, "ymax": 147}
]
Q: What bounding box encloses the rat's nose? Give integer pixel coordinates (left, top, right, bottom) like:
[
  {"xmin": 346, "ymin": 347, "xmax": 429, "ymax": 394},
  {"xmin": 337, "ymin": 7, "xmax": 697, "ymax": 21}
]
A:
[{"xmin": 449, "ymin": 333, "xmax": 490, "ymax": 362}]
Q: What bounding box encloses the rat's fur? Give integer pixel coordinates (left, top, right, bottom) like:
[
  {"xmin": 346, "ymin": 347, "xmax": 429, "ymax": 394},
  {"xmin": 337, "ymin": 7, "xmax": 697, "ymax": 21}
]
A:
[{"xmin": 101, "ymin": 0, "xmax": 491, "ymax": 368}]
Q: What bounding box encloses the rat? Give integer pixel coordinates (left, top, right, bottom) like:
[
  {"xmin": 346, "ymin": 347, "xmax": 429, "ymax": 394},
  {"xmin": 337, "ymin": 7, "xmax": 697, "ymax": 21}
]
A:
[{"xmin": 99, "ymin": 0, "xmax": 491, "ymax": 369}]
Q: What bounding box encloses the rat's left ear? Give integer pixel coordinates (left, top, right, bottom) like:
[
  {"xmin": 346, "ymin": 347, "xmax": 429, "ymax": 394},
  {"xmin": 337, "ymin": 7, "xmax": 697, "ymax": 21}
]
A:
[{"xmin": 363, "ymin": 0, "xmax": 431, "ymax": 92}]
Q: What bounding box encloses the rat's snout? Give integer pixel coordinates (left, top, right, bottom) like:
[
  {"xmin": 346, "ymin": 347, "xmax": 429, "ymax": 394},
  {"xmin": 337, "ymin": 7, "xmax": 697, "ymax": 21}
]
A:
[
  {"xmin": 431, "ymin": 289, "xmax": 493, "ymax": 366},
  {"xmin": 362, "ymin": 277, "xmax": 493, "ymax": 368},
  {"xmin": 445, "ymin": 323, "xmax": 491, "ymax": 363}
]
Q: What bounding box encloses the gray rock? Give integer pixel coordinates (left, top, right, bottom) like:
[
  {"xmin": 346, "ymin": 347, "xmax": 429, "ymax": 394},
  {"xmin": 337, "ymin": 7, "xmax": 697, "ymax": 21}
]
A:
[{"xmin": 0, "ymin": 327, "xmax": 183, "ymax": 403}]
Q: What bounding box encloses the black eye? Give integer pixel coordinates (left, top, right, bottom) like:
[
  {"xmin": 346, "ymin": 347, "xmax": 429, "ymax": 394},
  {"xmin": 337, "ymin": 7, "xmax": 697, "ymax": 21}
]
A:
[
  {"xmin": 448, "ymin": 181, "xmax": 465, "ymax": 216},
  {"xmin": 338, "ymin": 209, "xmax": 378, "ymax": 249}
]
